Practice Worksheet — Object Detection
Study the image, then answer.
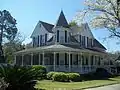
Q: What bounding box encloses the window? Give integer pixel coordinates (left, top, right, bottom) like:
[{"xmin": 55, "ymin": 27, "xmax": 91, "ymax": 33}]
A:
[
  {"xmin": 82, "ymin": 36, "xmax": 85, "ymax": 47},
  {"xmin": 87, "ymin": 37, "xmax": 89, "ymax": 47},
  {"xmin": 56, "ymin": 53, "xmax": 59, "ymax": 65},
  {"xmin": 45, "ymin": 34, "xmax": 47, "ymax": 44},
  {"xmin": 98, "ymin": 56, "xmax": 101, "ymax": 65},
  {"xmin": 57, "ymin": 30, "xmax": 59, "ymax": 42},
  {"xmin": 33, "ymin": 37, "xmax": 35, "ymax": 47},
  {"xmin": 41, "ymin": 35, "xmax": 45, "ymax": 45},
  {"xmin": 82, "ymin": 55, "xmax": 84, "ymax": 65},
  {"xmin": 85, "ymin": 57, "xmax": 88, "ymax": 65},
  {"xmin": 37, "ymin": 35, "xmax": 39, "ymax": 47},
  {"xmin": 65, "ymin": 31, "xmax": 67, "ymax": 42},
  {"xmin": 91, "ymin": 55, "xmax": 94, "ymax": 65},
  {"xmin": 89, "ymin": 38, "xmax": 92, "ymax": 47},
  {"xmin": 40, "ymin": 35, "xmax": 42, "ymax": 46},
  {"xmin": 79, "ymin": 35, "xmax": 81, "ymax": 46},
  {"xmin": 33, "ymin": 54, "xmax": 39, "ymax": 65},
  {"xmin": 65, "ymin": 53, "xmax": 68, "ymax": 65},
  {"xmin": 70, "ymin": 54, "xmax": 72, "ymax": 65},
  {"xmin": 75, "ymin": 54, "xmax": 78, "ymax": 65}
]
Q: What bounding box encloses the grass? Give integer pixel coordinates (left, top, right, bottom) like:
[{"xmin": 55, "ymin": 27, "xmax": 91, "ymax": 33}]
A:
[{"xmin": 35, "ymin": 76, "xmax": 120, "ymax": 90}]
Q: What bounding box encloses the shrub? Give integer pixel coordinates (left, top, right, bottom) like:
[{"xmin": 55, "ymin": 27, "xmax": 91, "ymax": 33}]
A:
[
  {"xmin": 47, "ymin": 72, "xmax": 56, "ymax": 80},
  {"xmin": 52, "ymin": 72, "xmax": 68, "ymax": 82},
  {"xmin": 95, "ymin": 68, "xmax": 112, "ymax": 79},
  {"xmin": 68, "ymin": 73, "xmax": 81, "ymax": 82},
  {"xmin": 0, "ymin": 64, "xmax": 45, "ymax": 90},
  {"xmin": 51, "ymin": 72, "xmax": 81, "ymax": 82},
  {"xmin": 31, "ymin": 65, "xmax": 47, "ymax": 79}
]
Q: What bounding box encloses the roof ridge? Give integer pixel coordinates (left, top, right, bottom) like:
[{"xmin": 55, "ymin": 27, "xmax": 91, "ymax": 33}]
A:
[{"xmin": 39, "ymin": 20, "xmax": 54, "ymax": 26}]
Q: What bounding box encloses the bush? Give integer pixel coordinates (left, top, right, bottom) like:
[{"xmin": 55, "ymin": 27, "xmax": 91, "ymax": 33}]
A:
[
  {"xmin": 47, "ymin": 72, "xmax": 56, "ymax": 80},
  {"xmin": 0, "ymin": 64, "xmax": 46, "ymax": 90},
  {"xmin": 31, "ymin": 65, "xmax": 47, "ymax": 79},
  {"xmin": 95, "ymin": 68, "xmax": 112, "ymax": 78},
  {"xmin": 52, "ymin": 72, "xmax": 68, "ymax": 82},
  {"xmin": 49, "ymin": 72, "xmax": 81, "ymax": 82},
  {"xmin": 68, "ymin": 73, "xmax": 81, "ymax": 82}
]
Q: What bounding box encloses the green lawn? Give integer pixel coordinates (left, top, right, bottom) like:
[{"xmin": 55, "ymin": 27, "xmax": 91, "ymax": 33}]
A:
[{"xmin": 35, "ymin": 76, "xmax": 120, "ymax": 90}]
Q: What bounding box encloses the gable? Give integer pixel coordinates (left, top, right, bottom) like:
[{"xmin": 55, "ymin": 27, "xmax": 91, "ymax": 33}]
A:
[
  {"xmin": 31, "ymin": 21, "xmax": 52, "ymax": 38},
  {"xmin": 71, "ymin": 23, "xmax": 94, "ymax": 39}
]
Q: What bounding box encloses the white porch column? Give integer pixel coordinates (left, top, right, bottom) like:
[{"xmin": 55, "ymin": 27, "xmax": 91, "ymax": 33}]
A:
[
  {"xmin": 39, "ymin": 53, "xmax": 41, "ymax": 65},
  {"xmin": 22, "ymin": 55, "xmax": 24, "ymax": 66},
  {"xmin": 68, "ymin": 52, "xmax": 71, "ymax": 72},
  {"xmin": 53, "ymin": 52, "xmax": 56, "ymax": 71},
  {"xmin": 14, "ymin": 55, "xmax": 16, "ymax": 65},
  {"xmin": 42, "ymin": 52, "xmax": 44, "ymax": 65},
  {"xmin": 80, "ymin": 53, "xmax": 83, "ymax": 73},
  {"xmin": 31, "ymin": 53, "xmax": 33, "ymax": 65}
]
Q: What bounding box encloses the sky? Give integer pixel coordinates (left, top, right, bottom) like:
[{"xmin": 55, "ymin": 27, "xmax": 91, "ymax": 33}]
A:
[{"xmin": 1, "ymin": 0, "xmax": 120, "ymax": 52}]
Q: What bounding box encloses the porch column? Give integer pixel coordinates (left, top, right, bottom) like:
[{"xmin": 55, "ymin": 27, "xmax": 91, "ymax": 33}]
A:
[
  {"xmin": 22, "ymin": 54, "xmax": 24, "ymax": 66},
  {"xmin": 81, "ymin": 53, "xmax": 82, "ymax": 73},
  {"xmin": 39, "ymin": 53, "xmax": 41, "ymax": 65},
  {"xmin": 68, "ymin": 52, "xmax": 71, "ymax": 72},
  {"xmin": 53, "ymin": 52, "xmax": 56, "ymax": 71},
  {"xmin": 14, "ymin": 55, "xmax": 16, "ymax": 65},
  {"xmin": 31, "ymin": 53, "xmax": 33, "ymax": 65},
  {"xmin": 42, "ymin": 52, "xmax": 44, "ymax": 65}
]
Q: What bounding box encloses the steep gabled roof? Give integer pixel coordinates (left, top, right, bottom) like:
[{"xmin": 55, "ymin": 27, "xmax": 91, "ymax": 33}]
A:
[
  {"xmin": 93, "ymin": 39, "xmax": 107, "ymax": 50},
  {"xmin": 55, "ymin": 10, "xmax": 69, "ymax": 27},
  {"xmin": 40, "ymin": 21, "xmax": 54, "ymax": 33}
]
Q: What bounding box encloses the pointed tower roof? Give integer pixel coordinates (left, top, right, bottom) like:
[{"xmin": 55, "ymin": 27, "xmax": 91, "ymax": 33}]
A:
[{"xmin": 55, "ymin": 10, "xmax": 69, "ymax": 27}]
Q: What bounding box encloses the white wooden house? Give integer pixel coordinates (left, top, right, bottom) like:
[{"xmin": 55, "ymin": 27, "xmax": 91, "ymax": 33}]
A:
[{"xmin": 14, "ymin": 11, "xmax": 111, "ymax": 74}]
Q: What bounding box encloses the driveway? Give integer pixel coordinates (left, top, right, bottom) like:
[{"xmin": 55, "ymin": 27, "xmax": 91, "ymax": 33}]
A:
[{"xmin": 85, "ymin": 84, "xmax": 120, "ymax": 90}]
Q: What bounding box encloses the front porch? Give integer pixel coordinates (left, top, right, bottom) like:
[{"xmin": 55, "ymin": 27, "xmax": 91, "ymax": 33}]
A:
[{"xmin": 15, "ymin": 52, "xmax": 104, "ymax": 74}]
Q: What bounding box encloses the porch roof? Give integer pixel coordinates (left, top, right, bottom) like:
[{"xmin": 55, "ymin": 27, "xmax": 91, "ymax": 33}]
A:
[{"xmin": 15, "ymin": 44, "xmax": 105, "ymax": 55}]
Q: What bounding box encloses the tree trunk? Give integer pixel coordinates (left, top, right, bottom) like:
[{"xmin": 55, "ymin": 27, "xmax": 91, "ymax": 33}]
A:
[{"xmin": 0, "ymin": 25, "xmax": 5, "ymax": 63}]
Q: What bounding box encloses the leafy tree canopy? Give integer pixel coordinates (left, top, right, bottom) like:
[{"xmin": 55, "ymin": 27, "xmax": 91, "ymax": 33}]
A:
[{"xmin": 75, "ymin": 0, "xmax": 120, "ymax": 38}]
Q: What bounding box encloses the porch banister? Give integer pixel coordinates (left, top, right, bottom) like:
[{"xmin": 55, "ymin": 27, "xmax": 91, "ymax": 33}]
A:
[
  {"xmin": 53, "ymin": 52, "xmax": 56, "ymax": 71},
  {"xmin": 31, "ymin": 53, "xmax": 33, "ymax": 65},
  {"xmin": 22, "ymin": 54, "xmax": 24, "ymax": 66},
  {"xmin": 68, "ymin": 52, "xmax": 71, "ymax": 72},
  {"xmin": 42, "ymin": 52, "xmax": 44, "ymax": 65}
]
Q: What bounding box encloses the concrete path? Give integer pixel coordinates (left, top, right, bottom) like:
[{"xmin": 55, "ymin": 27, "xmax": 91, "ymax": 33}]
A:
[{"xmin": 85, "ymin": 84, "xmax": 120, "ymax": 90}]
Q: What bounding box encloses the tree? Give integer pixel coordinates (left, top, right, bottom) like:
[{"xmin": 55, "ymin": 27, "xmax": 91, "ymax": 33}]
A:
[
  {"xmin": 3, "ymin": 32, "xmax": 25, "ymax": 63},
  {"xmin": 0, "ymin": 10, "xmax": 17, "ymax": 62},
  {"xmin": 75, "ymin": 0, "xmax": 120, "ymax": 38}
]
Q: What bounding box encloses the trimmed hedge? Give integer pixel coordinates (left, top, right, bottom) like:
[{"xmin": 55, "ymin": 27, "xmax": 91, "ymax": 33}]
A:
[
  {"xmin": 52, "ymin": 72, "xmax": 68, "ymax": 82},
  {"xmin": 47, "ymin": 72, "xmax": 81, "ymax": 82},
  {"xmin": 47, "ymin": 72, "xmax": 56, "ymax": 80},
  {"xmin": 68, "ymin": 73, "xmax": 81, "ymax": 82}
]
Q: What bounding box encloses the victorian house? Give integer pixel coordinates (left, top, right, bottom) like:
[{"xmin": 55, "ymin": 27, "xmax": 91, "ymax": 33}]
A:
[{"xmin": 15, "ymin": 11, "xmax": 108, "ymax": 74}]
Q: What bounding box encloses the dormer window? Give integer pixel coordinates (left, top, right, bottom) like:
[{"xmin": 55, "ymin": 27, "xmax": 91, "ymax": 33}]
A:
[{"xmin": 57, "ymin": 30, "xmax": 59, "ymax": 42}]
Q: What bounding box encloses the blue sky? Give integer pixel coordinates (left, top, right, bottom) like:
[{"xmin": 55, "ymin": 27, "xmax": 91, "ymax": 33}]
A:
[{"xmin": 1, "ymin": 0, "xmax": 120, "ymax": 52}]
